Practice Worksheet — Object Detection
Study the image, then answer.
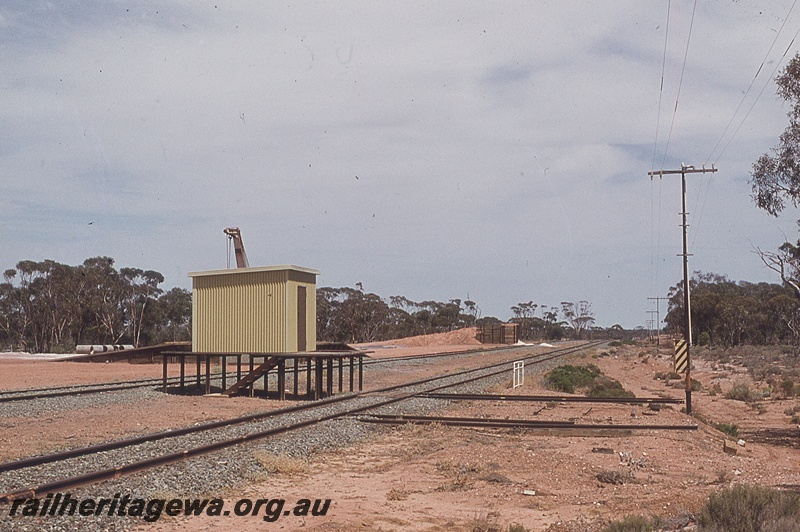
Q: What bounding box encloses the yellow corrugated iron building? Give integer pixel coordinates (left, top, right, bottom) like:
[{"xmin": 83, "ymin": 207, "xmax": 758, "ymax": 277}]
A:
[{"xmin": 188, "ymin": 265, "xmax": 319, "ymax": 353}]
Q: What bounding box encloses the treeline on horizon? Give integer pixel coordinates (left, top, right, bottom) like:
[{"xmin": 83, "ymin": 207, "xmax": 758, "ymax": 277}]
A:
[
  {"xmin": 316, "ymin": 288, "xmax": 598, "ymax": 344},
  {"xmin": 0, "ymin": 257, "xmax": 599, "ymax": 353},
  {"xmin": 0, "ymin": 257, "xmax": 191, "ymax": 353},
  {"xmin": 3, "ymin": 257, "xmax": 799, "ymax": 353},
  {"xmin": 665, "ymin": 271, "xmax": 800, "ymax": 347}
]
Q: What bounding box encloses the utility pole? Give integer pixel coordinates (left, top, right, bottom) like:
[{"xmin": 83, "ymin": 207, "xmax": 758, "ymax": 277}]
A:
[
  {"xmin": 646, "ymin": 310, "xmax": 658, "ymax": 344},
  {"xmin": 647, "ymin": 296, "xmax": 669, "ymax": 351},
  {"xmin": 647, "ymin": 163, "xmax": 717, "ymax": 414}
]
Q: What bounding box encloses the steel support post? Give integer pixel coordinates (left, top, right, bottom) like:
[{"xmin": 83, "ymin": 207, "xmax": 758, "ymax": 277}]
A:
[
  {"xmin": 205, "ymin": 355, "xmax": 211, "ymax": 395},
  {"xmin": 162, "ymin": 354, "xmax": 168, "ymax": 393},
  {"xmin": 293, "ymin": 358, "xmax": 299, "ymax": 397},
  {"xmin": 263, "ymin": 357, "xmax": 268, "ymax": 396},
  {"xmin": 221, "ymin": 355, "xmax": 227, "ymax": 392},
  {"xmin": 179, "ymin": 354, "xmax": 185, "ymax": 392},
  {"xmin": 314, "ymin": 357, "xmax": 323, "ymax": 400},
  {"xmin": 278, "ymin": 359, "xmax": 286, "ymax": 401},
  {"xmin": 326, "ymin": 358, "xmax": 333, "ymax": 396},
  {"xmin": 307, "ymin": 358, "xmax": 313, "ymax": 396},
  {"xmin": 349, "ymin": 356, "xmax": 354, "ymax": 391},
  {"xmin": 249, "ymin": 356, "xmax": 255, "ymax": 397}
]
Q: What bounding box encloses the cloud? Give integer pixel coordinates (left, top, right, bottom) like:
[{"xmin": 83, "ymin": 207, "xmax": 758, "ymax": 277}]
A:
[{"xmin": 2, "ymin": 2, "xmax": 800, "ymax": 328}]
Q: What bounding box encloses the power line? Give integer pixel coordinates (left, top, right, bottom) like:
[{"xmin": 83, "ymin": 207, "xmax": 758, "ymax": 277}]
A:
[
  {"xmin": 650, "ymin": 0, "xmax": 672, "ymax": 174},
  {"xmin": 704, "ymin": 0, "xmax": 798, "ymax": 166},
  {"xmin": 650, "ymin": 1, "xmax": 671, "ymax": 299},
  {"xmin": 691, "ymin": 9, "xmax": 800, "ymax": 248},
  {"xmin": 660, "ymin": 0, "xmax": 699, "ymax": 170},
  {"xmin": 714, "ymin": 25, "xmax": 800, "ymax": 165}
]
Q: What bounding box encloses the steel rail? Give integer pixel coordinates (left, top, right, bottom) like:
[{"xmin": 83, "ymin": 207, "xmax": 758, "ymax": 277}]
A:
[
  {"xmin": 359, "ymin": 414, "xmax": 698, "ymax": 431},
  {"xmin": 1, "ymin": 341, "xmax": 592, "ymax": 474},
  {"xmin": 0, "ymin": 341, "xmax": 601, "ymax": 503},
  {"xmin": 361, "ymin": 343, "xmax": 525, "ymax": 365},
  {"xmin": 0, "ymin": 377, "xmax": 169, "ymax": 396},
  {"xmin": 0, "ymin": 343, "xmax": 540, "ymax": 402},
  {"xmin": 420, "ymin": 392, "xmax": 684, "ymax": 404},
  {"xmin": 0, "ymin": 393, "xmax": 358, "ymax": 474},
  {"xmin": 0, "ymin": 372, "xmax": 239, "ymax": 404},
  {"xmin": 360, "ymin": 413, "xmax": 577, "ymax": 426},
  {"xmin": 364, "ymin": 419, "xmax": 578, "ymax": 429}
]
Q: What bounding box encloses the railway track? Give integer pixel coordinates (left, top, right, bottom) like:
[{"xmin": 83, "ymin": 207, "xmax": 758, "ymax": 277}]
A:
[
  {"xmin": 419, "ymin": 392, "xmax": 684, "ymax": 404},
  {"xmin": 0, "ymin": 341, "xmax": 605, "ymax": 503},
  {"xmin": 0, "ymin": 343, "xmax": 523, "ymax": 403},
  {"xmin": 0, "ymin": 372, "xmax": 242, "ymax": 404},
  {"xmin": 359, "ymin": 413, "xmax": 697, "ymax": 431}
]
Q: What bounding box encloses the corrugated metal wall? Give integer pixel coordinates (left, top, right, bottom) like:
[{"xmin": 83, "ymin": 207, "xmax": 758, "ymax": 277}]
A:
[{"xmin": 190, "ymin": 267, "xmax": 317, "ymax": 353}]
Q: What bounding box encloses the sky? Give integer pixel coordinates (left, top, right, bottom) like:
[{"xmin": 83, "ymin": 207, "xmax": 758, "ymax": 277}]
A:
[{"xmin": 4, "ymin": 1, "xmax": 800, "ymax": 329}]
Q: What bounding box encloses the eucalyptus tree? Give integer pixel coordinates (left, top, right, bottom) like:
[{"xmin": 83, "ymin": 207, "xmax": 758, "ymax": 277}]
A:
[
  {"xmin": 560, "ymin": 301, "xmax": 595, "ymax": 340},
  {"xmin": 751, "ymin": 53, "xmax": 800, "ymax": 297},
  {"xmin": 120, "ymin": 268, "xmax": 164, "ymax": 347}
]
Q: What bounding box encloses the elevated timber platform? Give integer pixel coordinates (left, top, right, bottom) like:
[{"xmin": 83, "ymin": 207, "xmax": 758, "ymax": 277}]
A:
[{"xmin": 161, "ymin": 350, "xmax": 369, "ymax": 401}]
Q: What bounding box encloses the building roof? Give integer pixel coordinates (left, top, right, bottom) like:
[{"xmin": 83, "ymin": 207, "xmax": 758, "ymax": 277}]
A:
[{"xmin": 187, "ymin": 265, "xmax": 320, "ymax": 278}]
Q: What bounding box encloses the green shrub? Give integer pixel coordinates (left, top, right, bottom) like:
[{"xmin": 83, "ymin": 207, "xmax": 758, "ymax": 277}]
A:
[
  {"xmin": 654, "ymin": 371, "xmax": 683, "ymax": 381},
  {"xmin": 713, "ymin": 422, "xmax": 739, "ymax": 438},
  {"xmin": 725, "ymin": 381, "xmax": 758, "ymax": 403},
  {"xmin": 609, "ymin": 341, "xmax": 622, "ymax": 347},
  {"xmin": 781, "ymin": 378, "xmax": 796, "ymax": 398},
  {"xmin": 699, "ymin": 484, "xmax": 800, "ymax": 531},
  {"xmin": 544, "ymin": 364, "xmax": 602, "ymax": 394},
  {"xmin": 588, "ymin": 376, "xmax": 635, "ymax": 399},
  {"xmin": 698, "ymin": 331, "xmax": 711, "ymax": 346},
  {"xmin": 666, "ymin": 376, "xmax": 701, "ymax": 391}
]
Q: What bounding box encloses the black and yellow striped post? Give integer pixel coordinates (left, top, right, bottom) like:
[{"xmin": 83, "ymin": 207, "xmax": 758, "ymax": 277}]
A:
[
  {"xmin": 673, "ymin": 335, "xmax": 692, "ymax": 412},
  {"xmin": 674, "ymin": 338, "xmax": 688, "ymax": 373}
]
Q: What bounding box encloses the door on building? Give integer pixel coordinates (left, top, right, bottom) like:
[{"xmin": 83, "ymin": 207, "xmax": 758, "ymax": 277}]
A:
[{"xmin": 297, "ymin": 285, "xmax": 307, "ymax": 351}]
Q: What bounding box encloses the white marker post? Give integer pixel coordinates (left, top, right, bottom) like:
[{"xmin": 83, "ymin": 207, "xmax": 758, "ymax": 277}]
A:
[{"xmin": 513, "ymin": 361, "xmax": 524, "ymax": 388}]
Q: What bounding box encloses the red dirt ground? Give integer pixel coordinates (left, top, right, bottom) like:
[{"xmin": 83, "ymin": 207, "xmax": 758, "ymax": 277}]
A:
[{"xmin": 3, "ymin": 335, "xmax": 800, "ymax": 531}]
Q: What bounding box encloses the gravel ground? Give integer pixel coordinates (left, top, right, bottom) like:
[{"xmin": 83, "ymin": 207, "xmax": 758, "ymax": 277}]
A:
[
  {"xmin": 0, "ymin": 387, "xmax": 168, "ymax": 419},
  {"xmin": 0, "ymin": 371, "xmax": 272, "ymax": 419},
  {"xmin": 0, "ymin": 347, "xmax": 569, "ymax": 532}
]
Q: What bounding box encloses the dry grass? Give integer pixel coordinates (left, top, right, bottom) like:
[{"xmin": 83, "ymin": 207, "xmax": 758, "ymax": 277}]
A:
[
  {"xmin": 699, "ymin": 484, "xmax": 800, "ymax": 531},
  {"xmin": 467, "ymin": 509, "xmax": 501, "ymax": 531},
  {"xmin": 253, "ymin": 451, "xmax": 309, "ymax": 475},
  {"xmin": 385, "ymin": 487, "xmax": 410, "ymax": 501},
  {"xmin": 596, "ymin": 470, "xmax": 628, "ymax": 485},
  {"xmin": 434, "ymin": 460, "xmax": 481, "ymax": 492}
]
